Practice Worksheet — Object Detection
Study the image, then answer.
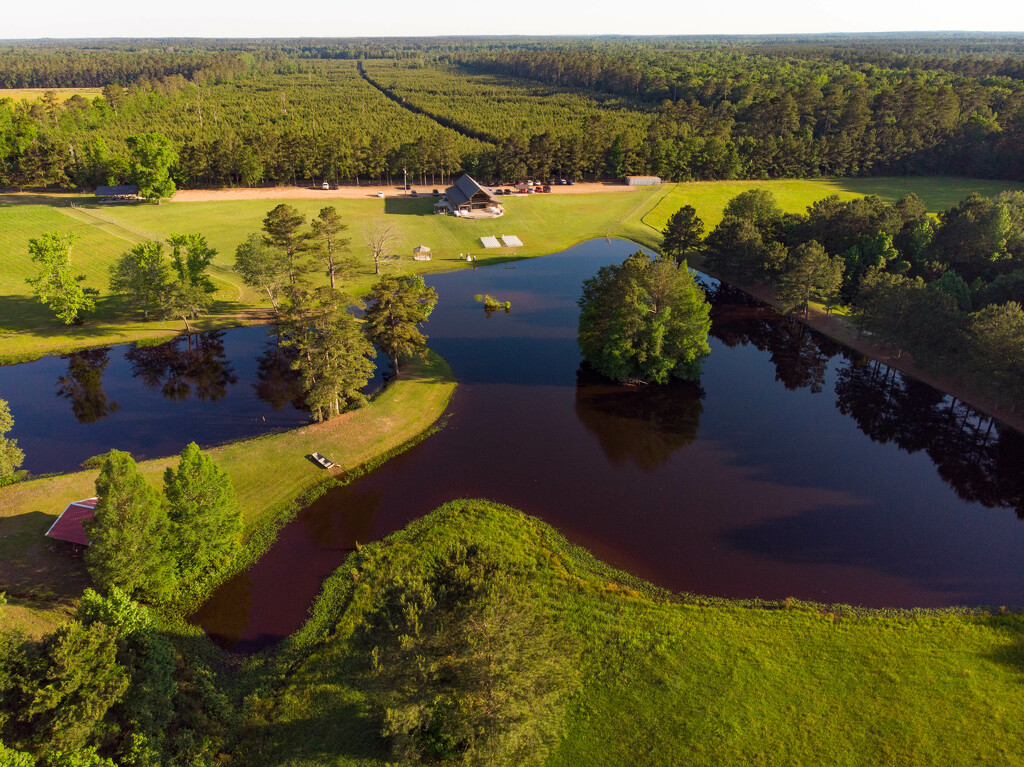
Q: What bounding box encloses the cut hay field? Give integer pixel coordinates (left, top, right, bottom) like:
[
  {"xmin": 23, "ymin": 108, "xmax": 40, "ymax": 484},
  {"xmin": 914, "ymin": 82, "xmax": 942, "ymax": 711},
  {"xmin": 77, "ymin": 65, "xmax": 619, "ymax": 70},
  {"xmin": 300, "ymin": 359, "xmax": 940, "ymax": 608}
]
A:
[
  {"xmin": 3, "ymin": 176, "xmax": 1023, "ymax": 362},
  {"xmin": 0, "ymin": 87, "xmax": 103, "ymax": 102}
]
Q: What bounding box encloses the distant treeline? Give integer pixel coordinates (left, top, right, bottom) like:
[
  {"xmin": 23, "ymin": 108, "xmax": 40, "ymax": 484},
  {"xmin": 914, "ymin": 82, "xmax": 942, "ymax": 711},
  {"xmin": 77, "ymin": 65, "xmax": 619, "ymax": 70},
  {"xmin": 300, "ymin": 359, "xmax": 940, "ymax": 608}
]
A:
[{"xmin": 2, "ymin": 36, "xmax": 1024, "ymax": 188}]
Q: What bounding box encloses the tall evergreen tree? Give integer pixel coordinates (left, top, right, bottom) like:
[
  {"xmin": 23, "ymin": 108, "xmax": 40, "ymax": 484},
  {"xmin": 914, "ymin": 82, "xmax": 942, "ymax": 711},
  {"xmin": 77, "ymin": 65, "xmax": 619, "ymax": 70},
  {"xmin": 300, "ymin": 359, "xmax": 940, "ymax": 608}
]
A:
[
  {"xmin": 363, "ymin": 275, "xmax": 438, "ymax": 375},
  {"xmin": 163, "ymin": 443, "xmax": 240, "ymax": 589},
  {"xmin": 775, "ymin": 240, "xmax": 845, "ymax": 318},
  {"xmin": 309, "ymin": 206, "xmax": 356, "ymax": 290},
  {"xmin": 262, "ymin": 204, "xmax": 311, "ymax": 285},
  {"xmin": 84, "ymin": 451, "xmax": 175, "ymax": 603},
  {"xmin": 661, "ymin": 205, "xmax": 705, "ymax": 263}
]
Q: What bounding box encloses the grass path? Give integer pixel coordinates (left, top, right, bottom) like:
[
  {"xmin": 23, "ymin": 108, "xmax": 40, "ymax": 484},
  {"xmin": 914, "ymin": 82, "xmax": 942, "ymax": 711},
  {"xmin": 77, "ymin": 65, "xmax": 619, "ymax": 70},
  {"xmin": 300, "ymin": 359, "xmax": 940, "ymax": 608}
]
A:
[{"xmin": 0, "ymin": 352, "xmax": 455, "ymax": 628}]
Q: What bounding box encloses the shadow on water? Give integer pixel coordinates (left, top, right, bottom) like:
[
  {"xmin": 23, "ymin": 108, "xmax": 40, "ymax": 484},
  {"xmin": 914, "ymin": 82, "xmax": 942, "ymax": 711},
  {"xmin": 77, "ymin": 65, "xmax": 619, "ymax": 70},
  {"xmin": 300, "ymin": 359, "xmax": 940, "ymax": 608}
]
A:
[{"xmin": 574, "ymin": 365, "xmax": 704, "ymax": 471}]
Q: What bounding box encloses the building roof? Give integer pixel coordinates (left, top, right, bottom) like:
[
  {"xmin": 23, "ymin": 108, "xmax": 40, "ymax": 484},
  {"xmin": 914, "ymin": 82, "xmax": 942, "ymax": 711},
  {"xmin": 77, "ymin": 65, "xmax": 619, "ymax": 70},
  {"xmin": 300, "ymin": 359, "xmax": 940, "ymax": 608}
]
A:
[
  {"xmin": 413, "ymin": 245, "xmax": 431, "ymax": 253},
  {"xmin": 45, "ymin": 498, "xmax": 98, "ymax": 546},
  {"xmin": 445, "ymin": 174, "xmax": 499, "ymax": 207},
  {"xmin": 95, "ymin": 185, "xmax": 140, "ymax": 197}
]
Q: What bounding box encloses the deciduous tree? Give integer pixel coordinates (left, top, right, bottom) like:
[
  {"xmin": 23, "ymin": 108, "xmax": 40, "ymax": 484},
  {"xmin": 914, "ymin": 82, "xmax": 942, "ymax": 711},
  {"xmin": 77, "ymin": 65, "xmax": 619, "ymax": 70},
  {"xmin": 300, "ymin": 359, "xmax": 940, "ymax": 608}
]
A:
[
  {"xmin": 25, "ymin": 233, "xmax": 96, "ymax": 325},
  {"xmin": 577, "ymin": 251, "xmax": 711, "ymax": 383},
  {"xmin": 0, "ymin": 398, "xmax": 25, "ymax": 486},
  {"xmin": 234, "ymin": 233, "xmax": 289, "ymax": 310},
  {"xmin": 108, "ymin": 242, "xmax": 170, "ymax": 321},
  {"xmin": 127, "ymin": 133, "xmax": 177, "ymax": 203}
]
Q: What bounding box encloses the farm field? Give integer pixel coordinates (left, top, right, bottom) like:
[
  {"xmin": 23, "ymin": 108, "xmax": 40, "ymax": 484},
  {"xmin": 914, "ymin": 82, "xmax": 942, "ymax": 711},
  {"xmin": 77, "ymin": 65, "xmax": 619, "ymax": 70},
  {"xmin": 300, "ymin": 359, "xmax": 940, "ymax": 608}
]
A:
[
  {"xmin": 360, "ymin": 59, "xmax": 651, "ymax": 143},
  {"xmin": 0, "ymin": 87, "xmax": 103, "ymax": 101},
  {"xmin": 245, "ymin": 499, "xmax": 1024, "ymax": 767},
  {"xmin": 3, "ymin": 176, "xmax": 1023, "ymax": 362}
]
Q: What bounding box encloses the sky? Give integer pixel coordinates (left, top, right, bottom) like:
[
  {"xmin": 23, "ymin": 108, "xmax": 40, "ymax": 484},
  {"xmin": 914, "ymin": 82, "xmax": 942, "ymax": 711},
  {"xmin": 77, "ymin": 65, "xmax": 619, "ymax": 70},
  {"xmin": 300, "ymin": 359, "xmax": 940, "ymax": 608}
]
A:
[{"xmin": 4, "ymin": 0, "xmax": 1024, "ymax": 39}]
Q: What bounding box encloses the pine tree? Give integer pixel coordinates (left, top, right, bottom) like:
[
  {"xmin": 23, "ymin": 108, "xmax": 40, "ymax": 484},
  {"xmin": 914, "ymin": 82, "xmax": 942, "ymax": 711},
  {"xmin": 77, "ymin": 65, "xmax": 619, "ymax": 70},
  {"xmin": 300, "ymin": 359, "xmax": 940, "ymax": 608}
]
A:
[
  {"xmin": 84, "ymin": 451, "xmax": 175, "ymax": 603},
  {"xmin": 363, "ymin": 275, "xmax": 438, "ymax": 375},
  {"xmin": 661, "ymin": 205, "xmax": 705, "ymax": 262},
  {"xmin": 163, "ymin": 443, "xmax": 240, "ymax": 588}
]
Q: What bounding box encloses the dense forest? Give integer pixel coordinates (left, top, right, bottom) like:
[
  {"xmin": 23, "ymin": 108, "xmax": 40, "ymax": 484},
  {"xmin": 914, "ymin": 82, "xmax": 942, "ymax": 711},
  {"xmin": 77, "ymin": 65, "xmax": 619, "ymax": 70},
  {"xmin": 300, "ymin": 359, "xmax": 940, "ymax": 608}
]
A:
[{"xmin": 2, "ymin": 34, "xmax": 1024, "ymax": 189}]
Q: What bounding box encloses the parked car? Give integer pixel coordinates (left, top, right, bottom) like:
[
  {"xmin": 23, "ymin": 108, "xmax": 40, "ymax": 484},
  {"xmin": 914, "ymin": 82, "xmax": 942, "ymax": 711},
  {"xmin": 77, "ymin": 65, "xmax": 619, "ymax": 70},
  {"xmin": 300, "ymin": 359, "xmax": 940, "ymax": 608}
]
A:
[
  {"xmin": 321, "ymin": 182, "xmax": 329, "ymax": 190},
  {"xmin": 543, "ymin": 185, "xmax": 552, "ymax": 193},
  {"xmin": 410, "ymin": 189, "xmax": 418, "ymax": 197},
  {"xmin": 504, "ymin": 189, "xmax": 513, "ymax": 195},
  {"xmin": 567, "ymin": 179, "xmax": 575, "ymax": 185},
  {"xmin": 494, "ymin": 189, "xmax": 504, "ymax": 196},
  {"xmin": 526, "ymin": 187, "xmax": 535, "ymax": 194},
  {"xmin": 432, "ymin": 189, "xmax": 440, "ymax": 197},
  {"xmin": 376, "ymin": 191, "xmax": 384, "ymax": 198},
  {"xmin": 559, "ymin": 178, "xmax": 568, "ymax": 185}
]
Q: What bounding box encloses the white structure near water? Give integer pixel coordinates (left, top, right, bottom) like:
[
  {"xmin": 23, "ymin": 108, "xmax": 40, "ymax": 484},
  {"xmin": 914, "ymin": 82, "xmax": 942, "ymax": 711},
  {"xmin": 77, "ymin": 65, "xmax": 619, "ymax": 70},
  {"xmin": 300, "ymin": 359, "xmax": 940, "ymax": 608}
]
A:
[{"xmin": 480, "ymin": 236, "xmax": 501, "ymax": 248}]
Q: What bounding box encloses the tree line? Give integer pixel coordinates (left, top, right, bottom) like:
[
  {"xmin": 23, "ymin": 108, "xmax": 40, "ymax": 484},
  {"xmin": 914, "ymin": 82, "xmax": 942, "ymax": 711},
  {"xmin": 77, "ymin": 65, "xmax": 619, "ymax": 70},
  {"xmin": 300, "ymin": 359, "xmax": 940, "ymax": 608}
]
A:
[{"xmin": 668, "ymin": 187, "xmax": 1024, "ymax": 409}]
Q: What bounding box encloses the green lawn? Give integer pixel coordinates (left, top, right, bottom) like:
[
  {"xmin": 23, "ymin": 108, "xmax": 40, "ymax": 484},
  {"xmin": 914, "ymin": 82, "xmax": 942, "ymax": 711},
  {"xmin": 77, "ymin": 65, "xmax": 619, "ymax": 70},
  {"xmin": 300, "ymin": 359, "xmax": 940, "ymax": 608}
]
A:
[
  {"xmin": 0, "ymin": 352, "xmax": 455, "ymax": 623},
  {"xmin": 4, "ymin": 177, "xmax": 1023, "ymax": 363},
  {"xmin": 0, "ymin": 189, "xmax": 663, "ymax": 361},
  {"xmin": 245, "ymin": 499, "xmax": 1024, "ymax": 766},
  {"xmin": 642, "ymin": 176, "xmax": 1024, "ymax": 233}
]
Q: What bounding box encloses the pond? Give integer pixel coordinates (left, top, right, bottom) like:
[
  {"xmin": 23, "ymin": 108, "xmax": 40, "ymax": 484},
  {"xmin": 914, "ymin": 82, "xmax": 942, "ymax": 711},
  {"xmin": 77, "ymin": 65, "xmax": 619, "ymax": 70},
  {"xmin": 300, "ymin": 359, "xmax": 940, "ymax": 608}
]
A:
[
  {"xmin": 184, "ymin": 239, "xmax": 1024, "ymax": 652},
  {"xmin": 2, "ymin": 325, "xmax": 387, "ymax": 475}
]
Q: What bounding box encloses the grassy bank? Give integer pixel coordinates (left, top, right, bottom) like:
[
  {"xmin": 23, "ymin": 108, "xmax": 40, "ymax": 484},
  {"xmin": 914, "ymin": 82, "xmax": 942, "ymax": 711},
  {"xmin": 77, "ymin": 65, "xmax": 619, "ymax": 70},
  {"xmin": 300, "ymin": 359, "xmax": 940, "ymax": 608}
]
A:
[
  {"xmin": 243, "ymin": 499, "xmax": 1024, "ymax": 766},
  {"xmin": 0, "ymin": 352, "xmax": 455, "ymax": 630}
]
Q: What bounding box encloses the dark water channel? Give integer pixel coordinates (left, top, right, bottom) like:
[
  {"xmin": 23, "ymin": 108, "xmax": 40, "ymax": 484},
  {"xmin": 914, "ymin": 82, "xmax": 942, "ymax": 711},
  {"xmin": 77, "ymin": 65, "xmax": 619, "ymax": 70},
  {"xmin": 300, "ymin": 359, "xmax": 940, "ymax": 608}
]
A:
[
  {"xmin": 2, "ymin": 326, "xmax": 387, "ymax": 474},
  {"xmin": 188, "ymin": 239, "xmax": 1024, "ymax": 652}
]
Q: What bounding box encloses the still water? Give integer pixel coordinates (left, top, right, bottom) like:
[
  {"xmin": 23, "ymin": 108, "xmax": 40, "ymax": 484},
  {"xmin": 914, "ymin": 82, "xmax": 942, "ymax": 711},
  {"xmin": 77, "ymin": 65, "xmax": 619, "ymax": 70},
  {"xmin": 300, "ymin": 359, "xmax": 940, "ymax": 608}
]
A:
[
  {"xmin": 2, "ymin": 326, "xmax": 386, "ymax": 474},
  {"xmin": 187, "ymin": 239, "xmax": 1024, "ymax": 651}
]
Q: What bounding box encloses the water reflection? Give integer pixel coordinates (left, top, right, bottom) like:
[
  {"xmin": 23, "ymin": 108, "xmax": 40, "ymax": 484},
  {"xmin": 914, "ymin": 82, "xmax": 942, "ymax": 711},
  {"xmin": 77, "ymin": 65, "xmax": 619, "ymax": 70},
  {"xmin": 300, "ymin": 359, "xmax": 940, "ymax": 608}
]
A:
[
  {"xmin": 708, "ymin": 283, "xmax": 1024, "ymax": 517},
  {"xmin": 707, "ymin": 283, "xmax": 841, "ymax": 394},
  {"xmin": 253, "ymin": 336, "xmax": 306, "ymax": 411},
  {"xmin": 835, "ymin": 358, "xmax": 1024, "ymax": 516},
  {"xmin": 57, "ymin": 348, "xmax": 119, "ymax": 424},
  {"xmin": 126, "ymin": 331, "xmax": 238, "ymax": 402},
  {"xmin": 574, "ymin": 365, "xmax": 704, "ymax": 471}
]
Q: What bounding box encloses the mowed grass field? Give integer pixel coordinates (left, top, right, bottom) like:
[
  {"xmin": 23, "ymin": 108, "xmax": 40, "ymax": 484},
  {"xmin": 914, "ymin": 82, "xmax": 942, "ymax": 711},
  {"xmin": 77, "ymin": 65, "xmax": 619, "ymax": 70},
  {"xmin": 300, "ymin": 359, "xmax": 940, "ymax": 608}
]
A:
[
  {"xmin": 0, "ymin": 352, "xmax": 454, "ymax": 625},
  {"xmin": 252, "ymin": 500, "xmax": 1024, "ymax": 767},
  {"xmin": 0, "ymin": 87, "xmax": 103, "ymax": 102},
  {"xmin": 3, "ymin": 176, "xmax": 1024, "ymax": 362},
  {"xmin": 642, "ymin": 176, "xmax": 1024, "ymax": 233}
]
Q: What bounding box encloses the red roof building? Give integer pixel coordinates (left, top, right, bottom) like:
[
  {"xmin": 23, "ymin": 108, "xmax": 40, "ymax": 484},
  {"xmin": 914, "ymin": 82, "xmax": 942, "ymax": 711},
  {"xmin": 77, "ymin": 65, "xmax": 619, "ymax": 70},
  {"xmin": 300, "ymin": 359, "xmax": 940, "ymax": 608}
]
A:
[{"xmin": 45, "ymin": 498, "xmax": 98, "ymax": 546}]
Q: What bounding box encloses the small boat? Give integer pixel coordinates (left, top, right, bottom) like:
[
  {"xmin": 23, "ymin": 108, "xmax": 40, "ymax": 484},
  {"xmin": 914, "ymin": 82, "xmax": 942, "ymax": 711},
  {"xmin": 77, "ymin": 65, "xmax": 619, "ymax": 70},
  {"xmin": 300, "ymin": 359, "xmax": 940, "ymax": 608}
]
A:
[{"xmin": 310, "ymin": 452, "xmax": 335, "ymax": 469}]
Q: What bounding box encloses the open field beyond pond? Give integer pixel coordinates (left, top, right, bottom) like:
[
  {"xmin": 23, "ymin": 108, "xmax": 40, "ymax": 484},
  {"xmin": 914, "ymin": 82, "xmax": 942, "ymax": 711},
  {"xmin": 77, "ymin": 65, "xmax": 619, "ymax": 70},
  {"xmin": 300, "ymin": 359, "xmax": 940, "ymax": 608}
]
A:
[
  {"xmin": 3, "ymin": 177, "xmax": 1024, "ymax": 361},
  {"xmin": 0, "ymin": 87, "xmax": 104, "ymax": 102}
]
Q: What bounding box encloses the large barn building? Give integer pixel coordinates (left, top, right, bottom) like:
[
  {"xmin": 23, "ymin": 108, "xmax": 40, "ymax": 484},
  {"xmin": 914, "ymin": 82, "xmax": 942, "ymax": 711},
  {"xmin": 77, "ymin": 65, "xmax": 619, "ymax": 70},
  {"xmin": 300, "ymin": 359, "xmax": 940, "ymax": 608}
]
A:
[{"xmin": 442, "ymin": 174, "xmax": 502, "ymax": 215}]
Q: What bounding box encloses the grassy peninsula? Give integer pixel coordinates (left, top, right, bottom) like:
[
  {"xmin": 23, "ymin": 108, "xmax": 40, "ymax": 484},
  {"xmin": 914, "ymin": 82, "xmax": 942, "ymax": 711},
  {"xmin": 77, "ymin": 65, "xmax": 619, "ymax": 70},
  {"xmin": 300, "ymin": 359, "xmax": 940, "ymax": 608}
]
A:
[{"xmin": 242, "ymin": 499, "xmax": 1024, "ymax": 766}]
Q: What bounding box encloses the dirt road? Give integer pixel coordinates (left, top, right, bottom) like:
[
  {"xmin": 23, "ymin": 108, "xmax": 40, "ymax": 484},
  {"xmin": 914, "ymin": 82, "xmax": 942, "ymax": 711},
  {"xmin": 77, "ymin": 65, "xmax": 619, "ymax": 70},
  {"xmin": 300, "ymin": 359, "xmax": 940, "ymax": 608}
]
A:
[{"xmin": 171, "ymin": 182, "xmax": 637, "ymax": 202}]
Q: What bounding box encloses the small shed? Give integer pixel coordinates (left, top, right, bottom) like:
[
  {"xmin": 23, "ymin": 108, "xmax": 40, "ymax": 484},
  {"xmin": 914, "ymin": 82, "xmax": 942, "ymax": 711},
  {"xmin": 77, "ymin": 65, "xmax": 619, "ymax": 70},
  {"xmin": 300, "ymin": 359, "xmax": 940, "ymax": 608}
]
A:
[
  {"xmin": 45, "ymin": 497, "xmax": 98, "ymax": 546},
  {"xmin": 625, "ymin": 176, "xmax": 662, "ymax": 186},
  {"xmin": 413, "ymin": 245, "xmax": 432, "ymax": 261},
  {"xmin": 95, "ymin": 185, "xmax": 140, "ymax": 200}
]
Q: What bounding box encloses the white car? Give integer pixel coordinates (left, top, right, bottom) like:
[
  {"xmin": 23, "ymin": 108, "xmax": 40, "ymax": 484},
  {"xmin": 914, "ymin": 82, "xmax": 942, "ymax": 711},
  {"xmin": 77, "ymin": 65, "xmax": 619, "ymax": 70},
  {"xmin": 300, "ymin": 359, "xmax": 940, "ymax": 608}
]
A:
[
  {"xmin": 321, "ymin": 182, "xmax": 329, "ymax": 190},
  {"xmin": 377, "ymin": 191, "xmax": 384, "ymax": 198}
]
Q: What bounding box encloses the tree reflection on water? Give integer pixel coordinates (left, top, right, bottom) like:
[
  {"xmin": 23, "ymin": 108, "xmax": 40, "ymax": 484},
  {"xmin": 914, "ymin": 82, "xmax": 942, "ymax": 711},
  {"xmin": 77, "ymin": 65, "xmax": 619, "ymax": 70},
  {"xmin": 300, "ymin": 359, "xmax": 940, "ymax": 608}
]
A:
[
  {"xmin": 707, "ymin": 281, "xmax": 1024, "ymax": 517},
  {"xmin": 574, "ymin": 364, "xmax": 704, "ymax": 471},
  {"xmin": 56, "ymin": 348, "xmax": 120, "ymax": 424},
  {"xmin": 126, "ymin": 331, "xmax": 238, "ymax": 402}
]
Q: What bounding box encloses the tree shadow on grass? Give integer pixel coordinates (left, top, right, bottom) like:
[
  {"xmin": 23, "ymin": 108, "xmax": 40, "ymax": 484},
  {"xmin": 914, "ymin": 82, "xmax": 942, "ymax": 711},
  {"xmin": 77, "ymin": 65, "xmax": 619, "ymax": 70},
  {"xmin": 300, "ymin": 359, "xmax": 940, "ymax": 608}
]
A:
[
  {"xmin": 0, "ymin": 511, "xmax": 91, "ymax": 600},
  {"xmin": 383, "ymin": 197, "xmax": 436, "ymax": 216}
]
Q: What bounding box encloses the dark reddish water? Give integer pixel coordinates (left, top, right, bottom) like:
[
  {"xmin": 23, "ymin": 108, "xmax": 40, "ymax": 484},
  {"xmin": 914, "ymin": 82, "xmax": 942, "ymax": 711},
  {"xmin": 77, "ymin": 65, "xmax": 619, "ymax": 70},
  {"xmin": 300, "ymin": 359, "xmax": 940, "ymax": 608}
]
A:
[{"xmin": 187, "ymin": 239, "xmax": 1024, "ymax": 651}]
